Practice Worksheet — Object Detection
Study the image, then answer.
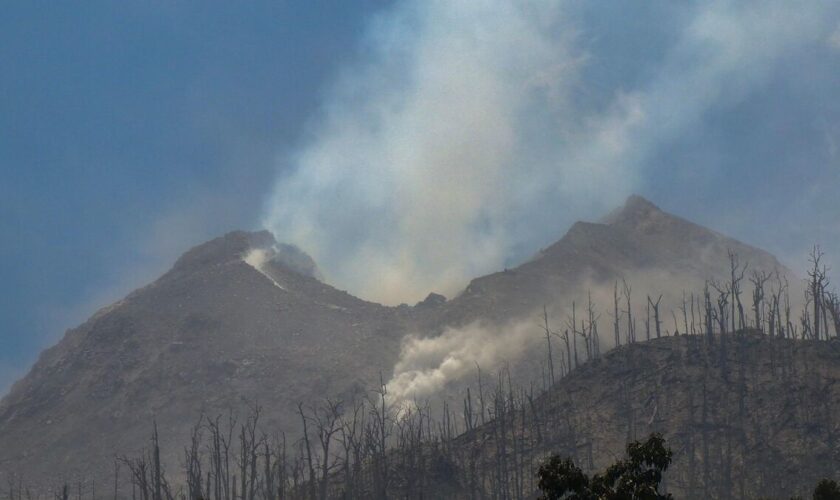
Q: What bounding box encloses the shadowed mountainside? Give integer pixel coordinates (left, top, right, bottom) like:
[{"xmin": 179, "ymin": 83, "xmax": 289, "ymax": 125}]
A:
[{"xmin": 423, "ymin": 333, "xmax": 840, "ymax": 500}]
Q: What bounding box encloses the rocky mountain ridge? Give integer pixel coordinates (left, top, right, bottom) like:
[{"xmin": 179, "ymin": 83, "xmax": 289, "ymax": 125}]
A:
[{"xmin": 0, "ymin": 196, "xmax": 797, "ymax": 487}]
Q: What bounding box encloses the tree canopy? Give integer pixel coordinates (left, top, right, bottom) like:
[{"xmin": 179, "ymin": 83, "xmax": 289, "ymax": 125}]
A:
[{"xmin": 537, "ymin": 433, "xmax": 673, "ymax": 500}]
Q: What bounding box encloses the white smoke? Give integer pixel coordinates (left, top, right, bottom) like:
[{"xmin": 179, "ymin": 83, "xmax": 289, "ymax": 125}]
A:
[
  {"xmin": 262, "ymin": 0, "xmax": 837, "ymax": 305},
  {"xmin": 384, "ymin": 257, "xmax": 804, "ymax": 406},
  {"xmin": 262, "ymin": 1, "xmax": 634, "ymax": 304},
  {"xmin": 386, "ymin": 320, "xmax": 539, "ymax": 408},
  {"xmin": 243, "ymin": 248, "xmax": 287, "ymax": 290},
  {"xmin": 243, "ymin": 248, "xmax": 271, "ymax": 270}
]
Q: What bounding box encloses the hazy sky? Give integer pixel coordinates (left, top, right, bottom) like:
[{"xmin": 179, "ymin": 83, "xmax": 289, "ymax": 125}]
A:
[{"xmin": 2, "ymin": 1, "xmax": 840, "ymax": 394}]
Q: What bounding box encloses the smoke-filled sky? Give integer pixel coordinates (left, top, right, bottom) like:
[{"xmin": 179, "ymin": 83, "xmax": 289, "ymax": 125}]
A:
[{"xmin": 2, "ymin": 1, "xmax": 840, "ymax": 394}]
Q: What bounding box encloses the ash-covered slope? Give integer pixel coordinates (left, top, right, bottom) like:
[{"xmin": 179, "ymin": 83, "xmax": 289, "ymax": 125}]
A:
[
  {"xmin": 0, "ymin": 196, "xmax": 797, "ymax": 486},
  {"xmin": 0, "ymin": 231, "xmax": 409, "ymax": 484},
  {"xmin": 427, "ymin": 195, "xmax": 792, "ymax": 329},
  {"xmin": 438, "ymin": 333, "xmax": 840, "ymax": 499}
]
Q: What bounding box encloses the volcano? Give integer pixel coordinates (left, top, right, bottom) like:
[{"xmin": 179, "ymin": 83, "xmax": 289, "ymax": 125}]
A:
[{"xmin": 0, "ymin": 196, "xmax": 794, "ymax": 487}]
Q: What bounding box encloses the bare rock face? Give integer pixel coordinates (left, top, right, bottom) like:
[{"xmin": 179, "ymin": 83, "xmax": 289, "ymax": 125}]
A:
[{"xmin": 0, "ymin": 196, "xmax": 800, "ymax": 487}]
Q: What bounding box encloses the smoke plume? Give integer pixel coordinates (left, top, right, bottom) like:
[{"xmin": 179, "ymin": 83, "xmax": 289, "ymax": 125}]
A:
[
  {"xmin": 386, "ymin": 320, "xmax": 539, "ymax": 408},
  {"xmin": 262, "ymin": 1, "xmax": 633, "ymax": 304},
  {"xmin": 262, "ymin": 0, "xmax": 837, "ymax": 305}
]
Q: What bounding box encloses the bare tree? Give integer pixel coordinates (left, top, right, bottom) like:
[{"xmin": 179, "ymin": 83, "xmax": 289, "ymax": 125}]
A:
[
  {"xmin": 826, "ymin": 290, "xmax": 840, "ymax": 339},
  {"xmin": 238, "ymin": 404, "xmax": 263, "ymax": 500},
  {"xmin": 184, "ymin": 415, "xmax": 204, "ymax": 500},
  {"xmin": 296, "ymin": 403, "xmax": 317, "ymax": 500},
  {"xmin": 207, "ymin": 412, "xmax": 236, "ymax": 500},
  {"xmin": 750, "ymin": 270, "xmax": 770, "ymax": 332},
  {"xmin": 540, "ymin": 305, "xmax": 555, "ymax": 385},
  {"xmin": 567, "ymin": 302, "xmax": 579, "ymax": 369},
  {"xmin": 152, "ymin": 422, "xmax": 163, "ymax": 500},
  {"xmin": 728, "ymin": 250, "xmax": 748, "ymax": 333},
  {"xmin": 119, "ymin": 451, "xmax": 149, "ymax": 500},
  {"xmin": 704, "ymin": 282, "xmax": 714, "ymax": 344},
  {"xmin": 648, "ymin": 294, "xmax": 662, "ymax": 339},
  {"xmin": 314, "ymin": 400, "xmax": 342, "ymax": 500},
  {"xmin": 613, "ymin": 281, "xmax": 621, "ymax": 347},
  {"xmin": 768, "ymin": 272, "xmax": 786, "ymax": 338},
  {"xmin": 807, "ymin": 246, "xmax": 829, "ymax": 340},
  {"xmin": 622, "ymin": 279, "xmax": 635, "ymax": 343},
  {"xmin": 587, "ymin": 291, "xmax": 600, "ymax": 358}
]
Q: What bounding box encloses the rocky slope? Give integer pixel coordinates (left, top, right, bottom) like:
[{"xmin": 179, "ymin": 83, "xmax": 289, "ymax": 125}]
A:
[
  {"xmin": 0, "ymin": 231, "xmax": 409, "ymax": 484},
  {"xmin": 427, "ymin": 195, "xmax": 791, "ymax": 330},
  {"xmin": 0, "ymin": 196, "xmax": 797, "ymax": 487},
  {"xmin": 436, "ymin": 332, "xmax": 840, "ymax": 499}
]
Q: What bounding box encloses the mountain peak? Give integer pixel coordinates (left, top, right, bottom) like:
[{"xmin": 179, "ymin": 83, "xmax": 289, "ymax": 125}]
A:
[
  {"xmin": 169, "ymin": 230, "xmax": 276, "ymax": 275},
  {"xmin": 600, "ymin": 195, "xmax": 663, "ymax": 226},
  {"xmin": 623, "ymin": 194, "xmax": 660, "ymax": 212},
  {"xmin": 167, "ymin": 230, "xmax": 324, "ymax": 281}
]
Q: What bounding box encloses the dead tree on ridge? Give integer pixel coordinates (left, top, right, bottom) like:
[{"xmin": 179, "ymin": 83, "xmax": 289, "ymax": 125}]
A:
[
  {"xmin": 622, "ymin": 279, "xmax": 635, "ymax": 344},
  {"xmin": 238, "ymin": 405, "xmax": 263, "ymax": 500},
  {"xmin": 807, "ymin": 246, "xmax": 829, "ymax": 340},
  {"xmin": 750, "ymin": 270, "xmax": 770, "ymax": 333},
  {"xmin": 184, "ymin": 415, "xmax": 204, "ymax": 500},
  {"xmin": 296, "ymin": 403, "xmax": 317, "ymax": 500},
  {"xmin": 704, "ymin": 282, "xmax": 714, "ymax": 344},
  {"xmin": 540, "ymin": 305, "xmax": 555, "ymax": 385},
  {"xmin": 727, "ymin": 250, "xmax": 748, "ymax": 333},
  {"xmin": 566, "ymin": 302, "xmax": 580, "ymax": 369},
  {"xmin": 648, "ymin": 294, "xmax": 662, "ymax": 339},
  {"xmin": 587, "ymin": 291, "xmax": 601, "ymax": 358},
  {"xmin": 613, "ymin": 281, "xmax": 621, "ymax": 348},
  {"xmin": 314, "ymin": 400, "xmax": 342, "ymax": 500},
  {"xmin": 826, "ymin": 290, "xmax": 840, "ymax": 339}
]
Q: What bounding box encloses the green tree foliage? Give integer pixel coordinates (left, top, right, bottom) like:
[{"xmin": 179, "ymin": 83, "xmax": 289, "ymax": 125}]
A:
[
  {"xmin": 537, "ymin": 433, "xmax": 673, "ymax": 500},
  {"xmin": 813, "ymin": 479, "xmax": 840, "ymax": 500},
  {"xmin": 536, "ymin": 457, "xmax": 591, "ymax": 499}
]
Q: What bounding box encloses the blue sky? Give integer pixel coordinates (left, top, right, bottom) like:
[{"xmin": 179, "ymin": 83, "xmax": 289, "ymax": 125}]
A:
[
  {"xmin": 0, "ymin": 1, "xmax": 394, "ymax": 391},
  {"xmin": 2, "ymin": 1, "xmax": 840, "ymax": 394}
]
